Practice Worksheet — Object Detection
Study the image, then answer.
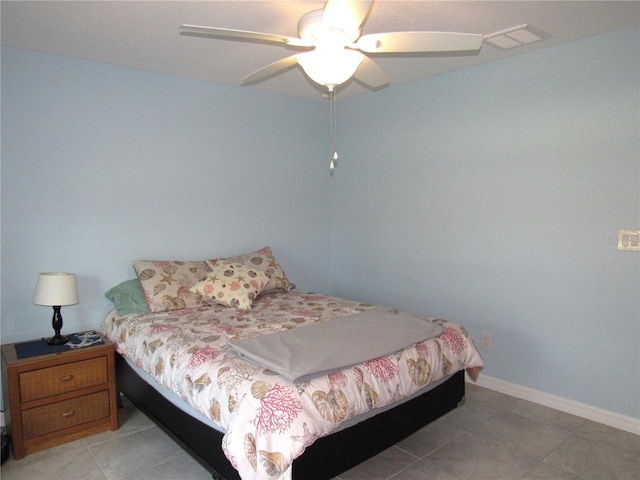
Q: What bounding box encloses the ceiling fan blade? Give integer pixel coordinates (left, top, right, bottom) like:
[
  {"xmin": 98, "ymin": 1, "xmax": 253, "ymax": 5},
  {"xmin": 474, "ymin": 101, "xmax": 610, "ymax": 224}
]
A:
[
  {"xmin": 322, "ymin": 0, "xmax": 373, "ymax": 38},
  {"xmin": 353, "ymin": 56, "xmax": 389, "ymax": 90},
  {"xmin": 356, "ymin": 31, "xmax": 483, "ymax": 53},
  {"xmin": 180, "ymin": 24, "xmax": 311, "ymax": 48},
  {"xmin": 240, "ymin": 54, "xmax": 300, "ymax": 85}
]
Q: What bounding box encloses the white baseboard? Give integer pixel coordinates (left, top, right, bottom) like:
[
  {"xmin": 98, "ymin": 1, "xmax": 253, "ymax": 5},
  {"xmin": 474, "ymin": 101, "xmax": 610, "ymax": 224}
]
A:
[{"xmin": 467, "ymin": 373, "xmax": 640, "ymax": 435}]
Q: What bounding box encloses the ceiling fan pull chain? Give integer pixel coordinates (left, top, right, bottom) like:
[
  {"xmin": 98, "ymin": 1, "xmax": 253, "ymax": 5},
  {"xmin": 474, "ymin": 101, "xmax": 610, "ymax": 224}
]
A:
[{"xmin": 330, "ymin": 88, "xmax": 338, "ymax": 174}]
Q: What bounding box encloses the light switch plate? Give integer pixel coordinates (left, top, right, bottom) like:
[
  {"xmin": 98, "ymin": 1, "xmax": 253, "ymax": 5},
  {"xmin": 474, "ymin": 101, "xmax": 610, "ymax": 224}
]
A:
[{"xmin": 618, "ymin": 230, "xmax": 640, "ymax": 251}]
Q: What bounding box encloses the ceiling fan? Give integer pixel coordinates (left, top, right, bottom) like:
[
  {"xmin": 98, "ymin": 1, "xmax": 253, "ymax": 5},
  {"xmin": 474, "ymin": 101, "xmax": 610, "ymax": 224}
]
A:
[{"xmin": 180, "ymin": 0, "xmax": 483, "ymax": 92}]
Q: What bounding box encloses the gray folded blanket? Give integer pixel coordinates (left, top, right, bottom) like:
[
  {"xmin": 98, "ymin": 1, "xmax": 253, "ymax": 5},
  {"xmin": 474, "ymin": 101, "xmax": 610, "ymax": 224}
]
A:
[{"xmin": 228, "ymin": 307, "xmax": 444, "ymax": 382}]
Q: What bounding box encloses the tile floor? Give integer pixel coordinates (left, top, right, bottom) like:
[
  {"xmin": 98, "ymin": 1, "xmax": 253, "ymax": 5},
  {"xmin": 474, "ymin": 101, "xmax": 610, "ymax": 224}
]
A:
[{"xmin": 1, "ymin": 383, "xmax": 638, "ymax": 480}]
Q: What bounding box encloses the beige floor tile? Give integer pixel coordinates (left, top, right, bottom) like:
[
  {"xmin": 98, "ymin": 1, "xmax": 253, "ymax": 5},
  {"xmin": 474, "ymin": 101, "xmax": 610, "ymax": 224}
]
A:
[
  {"xmin": 521, "ymin": 462, "xmax": 585, "ymax": 480},
  {"xmin": 88, "ymin": 426, "xmax": 188, "ymax": 480},
  {"xmin": 422, "ymin": 431, "xmax": 534, "ymax": 480},
  {"xmin": 509, "ymin": 398, "xmax": 587, "ymax": 431},
  {"xmin": 338, "ymin": 446, "xmax": 419, "ymax": 480},
  {"xmin": 576, "ymin": 420, "xmax": 640, "ymax": 456},
  {"xmin": 123, "ymin": 454, "xmax": 212, "ymax": 480},
  {"xmin": 0, "ymin": 444, "xmax": 105, "ymax": 480},
  {"xmin": 388, "ymin": 457, "xmax": 461, "ymax": 480},
  {"xmin": 543, "ymin": 434, "xmax": 640, "ymax": 480},
  {"xmin": 83, "ymin": 403, "xmax": 156, "ymax": 447},
  {"xmin": 396, "ymin": 415, "xmax": 465, "ymax": 458},
  {"xmin": 468, "ymin": 410, "xmax": 574, "ymax": 462}
]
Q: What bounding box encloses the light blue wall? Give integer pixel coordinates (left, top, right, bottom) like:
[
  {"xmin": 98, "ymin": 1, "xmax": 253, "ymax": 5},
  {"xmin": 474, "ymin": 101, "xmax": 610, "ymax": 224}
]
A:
[
  {"xmin": 1, "ymin": 47, "xmax": 330, "ymax": 344},
  {"xmin": 2, "ymin": 27, "xmax": 639, "ymax": 421},
  {"xmin": 331, "ymin": 27, "xmax": 640, "ymax": 418}
]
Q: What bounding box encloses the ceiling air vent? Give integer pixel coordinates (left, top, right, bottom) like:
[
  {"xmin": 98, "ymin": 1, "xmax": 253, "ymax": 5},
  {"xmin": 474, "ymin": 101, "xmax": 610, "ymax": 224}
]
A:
[{"xmin": 484, "ymin": 24, "xmax": 549, "ymax": 49}]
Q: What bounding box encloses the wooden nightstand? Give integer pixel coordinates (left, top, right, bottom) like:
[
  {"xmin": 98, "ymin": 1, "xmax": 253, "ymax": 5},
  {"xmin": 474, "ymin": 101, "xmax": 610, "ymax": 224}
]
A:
[{"xmin": 1, "ymin": 334, "xmax": 118, "ymax": 459}]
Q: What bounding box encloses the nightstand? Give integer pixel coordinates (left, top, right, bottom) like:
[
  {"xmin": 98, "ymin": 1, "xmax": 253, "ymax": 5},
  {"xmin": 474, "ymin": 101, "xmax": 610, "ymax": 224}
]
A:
[{"xmin": 1, "ymin": 333, "xmax": 118, "ymax": 459}]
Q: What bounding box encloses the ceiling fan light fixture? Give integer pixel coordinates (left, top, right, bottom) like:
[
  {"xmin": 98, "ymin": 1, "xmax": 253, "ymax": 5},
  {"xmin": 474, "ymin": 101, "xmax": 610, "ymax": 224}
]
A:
[
  {"xmin": 299, "ymin": 8, "xmax": 361, "ymax": 43},
  {"xmin": 297, "ymin": 48, "xmax": 364, "ymax": 90}
]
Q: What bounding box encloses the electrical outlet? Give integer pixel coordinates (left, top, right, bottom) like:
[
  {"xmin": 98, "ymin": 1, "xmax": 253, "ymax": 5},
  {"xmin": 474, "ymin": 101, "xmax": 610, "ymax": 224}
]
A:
[{"xmin": 480, "ymin": 332, "xmax": 492, "ymax": 349}]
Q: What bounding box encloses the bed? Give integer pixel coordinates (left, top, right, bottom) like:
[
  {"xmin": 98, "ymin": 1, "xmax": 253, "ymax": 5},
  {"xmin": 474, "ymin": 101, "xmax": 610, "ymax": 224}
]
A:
[{"xmin": 101, "ymin": 248, "xmax": 483, "ymax": 480}]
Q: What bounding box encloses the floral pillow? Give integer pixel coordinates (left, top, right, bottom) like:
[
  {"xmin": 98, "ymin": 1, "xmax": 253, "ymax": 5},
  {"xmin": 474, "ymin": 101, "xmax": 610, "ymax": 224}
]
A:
[
  {"xmin": 206, "ymin": 246, "xmax": 292, "ymax": 293},
  {"xmin": 132, "ymin": 260, "xmax": 212, "ymax": 312},
  {"xmin": 190, "ymin": 263, "xmax": 269, "ymax": 310}
]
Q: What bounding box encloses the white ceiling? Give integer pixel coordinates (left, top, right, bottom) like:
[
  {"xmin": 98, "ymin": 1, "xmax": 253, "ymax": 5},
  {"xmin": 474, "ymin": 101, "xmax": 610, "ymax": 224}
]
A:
[{"xmin": 2, "ymin": 1, "xmax": 639, "ymax": 101}]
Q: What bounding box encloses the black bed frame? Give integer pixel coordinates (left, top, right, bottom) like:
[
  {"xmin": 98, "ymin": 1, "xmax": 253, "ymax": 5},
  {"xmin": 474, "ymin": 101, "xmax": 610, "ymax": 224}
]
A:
[{"xmin": 116, "ymin": 353, "xmax": 465, "ymax": 480}]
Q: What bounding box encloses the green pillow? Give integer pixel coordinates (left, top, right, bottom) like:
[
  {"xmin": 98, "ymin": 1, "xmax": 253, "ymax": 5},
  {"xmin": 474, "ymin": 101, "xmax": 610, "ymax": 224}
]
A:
[{"xmin": 105, "ymin": 279, "xmax": 150, "ymax": 316}]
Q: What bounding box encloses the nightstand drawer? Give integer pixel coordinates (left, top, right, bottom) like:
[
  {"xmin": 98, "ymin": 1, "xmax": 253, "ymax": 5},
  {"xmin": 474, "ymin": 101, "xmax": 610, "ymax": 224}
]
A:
[
  {"xmin": 22, "ymin": 391, "xmax": 110, "ymax": 439},
  {"xmin": 19, "ymin": 356, "xmax": 108, "ymax": 402}
]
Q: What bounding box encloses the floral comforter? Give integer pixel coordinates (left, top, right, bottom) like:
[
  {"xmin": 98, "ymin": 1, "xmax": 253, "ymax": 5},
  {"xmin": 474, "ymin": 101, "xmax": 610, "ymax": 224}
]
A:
[{"xmin": 101, "ymin": 290, "xmax": 483, "ymax": 480}]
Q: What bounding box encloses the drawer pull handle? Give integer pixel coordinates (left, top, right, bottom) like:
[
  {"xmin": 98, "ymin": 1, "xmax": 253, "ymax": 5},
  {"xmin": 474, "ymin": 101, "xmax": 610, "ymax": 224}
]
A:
[
  {"xmin": 60, "ymin": 375, "xmax": 74, "ymax": 382},
  {"xmin": 62, "ymin": 410, "xmax": 75, "ymax": 418}
]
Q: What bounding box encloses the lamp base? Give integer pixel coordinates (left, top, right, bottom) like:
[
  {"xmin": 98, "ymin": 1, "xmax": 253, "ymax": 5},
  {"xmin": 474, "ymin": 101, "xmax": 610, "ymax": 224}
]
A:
[
  {"xmin": 47, "ymin": 334, "xmax": 69, "ymax": 345},
  {"xmin": 48, "ymin": 305, "xmax": 68, "ymax": 345}
]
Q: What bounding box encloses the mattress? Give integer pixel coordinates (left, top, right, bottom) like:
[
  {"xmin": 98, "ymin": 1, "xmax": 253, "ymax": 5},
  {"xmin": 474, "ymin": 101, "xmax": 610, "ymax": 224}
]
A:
[{"xmin": 101, "ymin": 289, "xmax": 483, "ymax": 480}]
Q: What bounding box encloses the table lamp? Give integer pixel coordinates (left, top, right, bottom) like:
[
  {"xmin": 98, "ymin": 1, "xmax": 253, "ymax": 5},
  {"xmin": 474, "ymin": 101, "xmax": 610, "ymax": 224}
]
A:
[{"xmin": 33, "ymin": 272, "xmax": 79, "ymax": 345}]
